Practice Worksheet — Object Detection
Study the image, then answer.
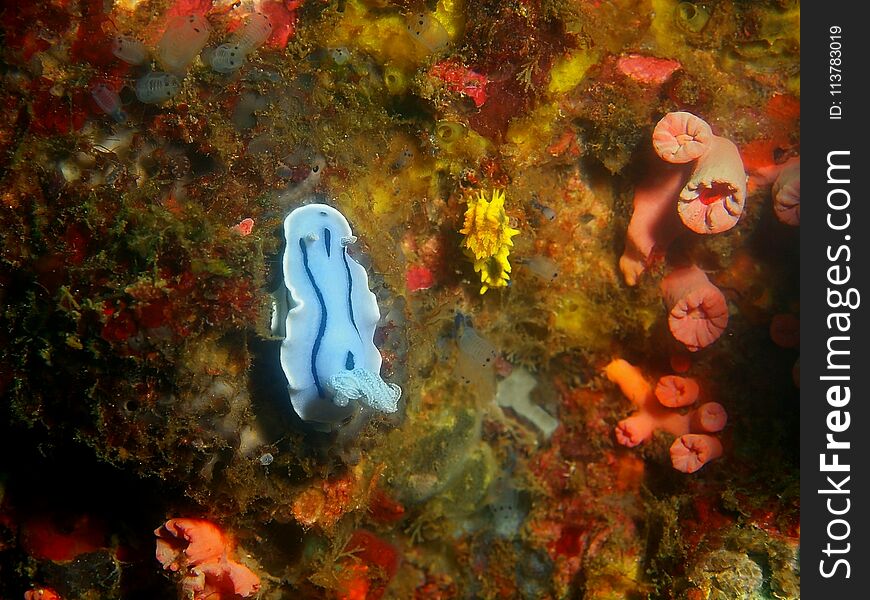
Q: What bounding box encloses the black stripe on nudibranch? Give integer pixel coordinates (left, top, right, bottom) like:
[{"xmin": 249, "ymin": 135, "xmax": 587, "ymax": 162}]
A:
[
  {"xmin": 324, "ymin": 228, "xmax": 331, "ymax": 257},
  {"xmin": 341, "ymin": 249, "xmax": 361, "ymax": 339},
  {"xmin": 300, "ymin": 237, "xmax": 327, "ymax": 397},
  {"xmin": 345, "ymin": 351, "xmax": 355, "ymax": 370}
]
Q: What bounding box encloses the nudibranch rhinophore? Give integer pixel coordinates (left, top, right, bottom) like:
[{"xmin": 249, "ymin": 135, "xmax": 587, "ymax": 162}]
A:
[{"xmin": 277, "ymin": 203, "xmax": 401, "ymax": 427}]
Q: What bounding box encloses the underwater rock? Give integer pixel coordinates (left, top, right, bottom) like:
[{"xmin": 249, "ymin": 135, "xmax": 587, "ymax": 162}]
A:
[
  {"xmin": 689, "ymin": 549, "xmax": 764, "ymax": 598},
  {"xmin": 277, "ymin": 203, "xmax": 401, "ymax": 427},
  {"xmin": 496, "ymin": 368, "xmax": 559, "ymax": 438}
]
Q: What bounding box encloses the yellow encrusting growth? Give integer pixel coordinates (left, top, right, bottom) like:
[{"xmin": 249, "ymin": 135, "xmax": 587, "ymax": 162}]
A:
[{"xmin": 459, "ymin": 189, "xmax": 520, "ymax": 294}]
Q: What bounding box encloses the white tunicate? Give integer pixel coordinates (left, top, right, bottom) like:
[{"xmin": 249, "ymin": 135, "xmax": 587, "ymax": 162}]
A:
[
  {"xmin": 329, "ymin": 47, "xmax": 350, "ymax": 65},
  {"xmin": 211, "ymin": 43, "xmax": 247, "ymax": 73},
  {"xmin": 259, "ymin": 453, "xmax": 274, "ymax": 466},
  {"xmin": 232, "ymin": 12, "xmax": 273, "ymax": 54},
  {"xmin": 405, "ymin": 11, "xmax": 450, "ymax": 52},
  {"xmin": 111, "ymin": 34, "xmax": 148, "ymax": 65},
  {"xmin": 157, "ymin": 14, "xmax": 211, "ymax": 75},
  {"xmin": 90, "ymin": 84, "xmax": 127, "ymax": 123},
  {"xmin": 135, "ymin": 72, "xmax": 181, "ymax": 104}
]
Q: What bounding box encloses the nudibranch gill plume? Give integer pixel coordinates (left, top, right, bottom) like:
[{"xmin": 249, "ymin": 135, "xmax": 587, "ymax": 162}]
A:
[{"xmin": 277, "ymin": 204, "xmax": 401, "ymax": 427}]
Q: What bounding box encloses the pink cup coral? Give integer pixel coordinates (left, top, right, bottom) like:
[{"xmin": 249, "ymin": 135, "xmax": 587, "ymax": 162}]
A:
[
  {"xmin": 670, "ymin": 434, "xmax": 724, "ymax": 473},
  {"xmin": 660, "ymin": 265, "xmax": 729, "ymax": 351},
  {"xmin": 654, "ymin": 375, "xmax": 699, "ymax": 407},
  {"xmin": 677, "ymin": 136, "xmax": 747, "ymax": 234},
  {"xmin": 653, "ymin": 111, "xmax": 747, "ymax": 234},
  {"xmin": 618, "ymin": 160, "xmax": 691, "ymax": 286},
  {"xmin": 690, "ymin": 402, "xmax": 728, "ymax": 433},
  {"xmin": 772, "ymin": 157, "xmax": 800, "ymax": 226},
  {"xmin": 619, "ymin": 112, "xmax": 747, "ymax": 285},
  {"xmin": 605, "ymin": 359, "xmax": 728, "ymax": 449},
  {"xmin": 652, "ymin": 111, "xmax": 713, "ymax": 164}
]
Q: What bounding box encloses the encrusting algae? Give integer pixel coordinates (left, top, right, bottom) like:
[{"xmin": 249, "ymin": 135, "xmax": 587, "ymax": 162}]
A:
[{"xmin": 459, "ymin": 189, "xmax": 520, "ymax": 294}]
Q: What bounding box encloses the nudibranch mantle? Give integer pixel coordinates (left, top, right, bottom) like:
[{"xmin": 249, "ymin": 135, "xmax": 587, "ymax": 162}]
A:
[{"xmin": 279, "ymin": 204, "xmax": 401, "ymax": 426}]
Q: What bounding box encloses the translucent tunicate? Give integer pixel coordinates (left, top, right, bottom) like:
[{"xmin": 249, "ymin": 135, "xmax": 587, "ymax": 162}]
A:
[
  {"xmin": 675, "ymin": 2, "xmax": 711, "ymax": 33},
  {"xmin": 454, "ymin": 315, "xmax": 498, "ymax": 398},
  {"xmin": 111, "ymin": 34, "xmax": 148, "ymax": 65},
  {"xmin": 232, "ymin": 91, "xmax": 269, "ymax": 130},
  {"xmin": 383, "ymin": 64, "xmax": 409, "ymax": 95},
  {"xmin": 390, "ymin": 146, "xmax": 414, "ymax": 171},
  {"xmin": 329, "ymin": 47, "xmax": 350, "ymax": 65},
  {"xmin": 519, "ymin": 256, "xmax": 559, "ymax": 283},
  {"xmin": 531, "ymin": 198, "xmax": 556, "ymax": 221},
  {"xmin": 232, "ymin": 12, "xmax": 273, "ymax": 54},
  {"xmin": 211, "ymin": 43, "xmax": 246, "ymax": 73},
  {"xmin": 405, "ymin": 11, "xmax": 450, "ymax": 52},
  {"xmin": 487, "ymin": 482, "xmax": 529, "ymax": 539},
  {"xmin": 157, "ymin": 14, "xmax": 211, "ymax": 75},
  {"xmin": 434, "ymin": 121, "xmax": 466, "ymax": 152},
  {"xmin": 135, "ymin": 72, "xmax": 181, "ymax": 104},
  {"xmin": 90, "ymin": 84, "xmax": 127, "ymax": 123}
]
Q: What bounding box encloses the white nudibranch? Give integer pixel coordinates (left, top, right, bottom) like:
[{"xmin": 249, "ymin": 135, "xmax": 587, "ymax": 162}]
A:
[
  {"xmin": 278, "ymin": 203, "xmax": 402, "ymax": 427},
  {"xmin": 135, "ymin": 72, "xmax": 181, "ymax": 104}
]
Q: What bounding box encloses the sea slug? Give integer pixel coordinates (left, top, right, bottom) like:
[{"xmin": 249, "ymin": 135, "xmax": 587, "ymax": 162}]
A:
[{"xmin": 278, "ymin": 203, "xmax": 401, "ymax": 427}]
